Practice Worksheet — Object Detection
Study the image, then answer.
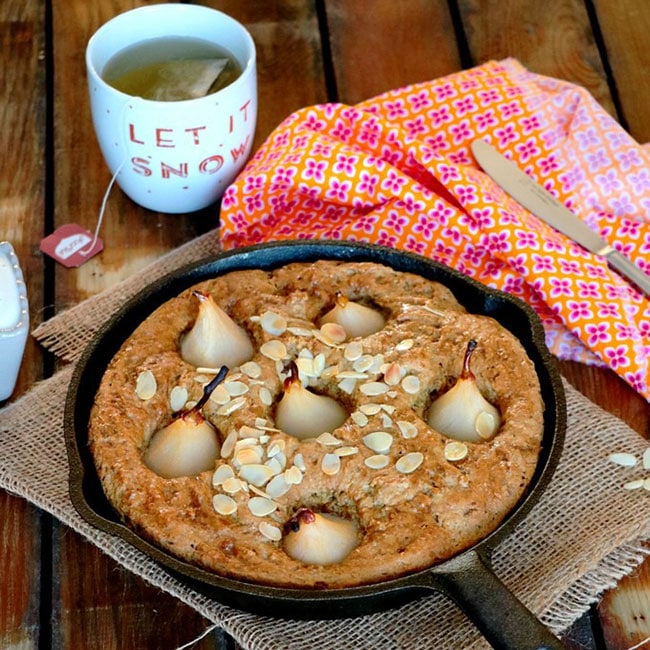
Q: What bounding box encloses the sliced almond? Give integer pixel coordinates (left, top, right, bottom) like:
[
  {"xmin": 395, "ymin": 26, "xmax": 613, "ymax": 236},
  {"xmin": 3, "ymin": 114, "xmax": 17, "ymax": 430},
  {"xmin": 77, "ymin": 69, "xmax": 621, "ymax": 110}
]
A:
[
  {"xmin": 209, "ymin": 384, "xmax": 231, "ymax": 405},
  {"xmin": 239, "ymin": 425, "xmax": 265, "ymax": 439},
  {"xmin": 364, "ymin": 454, "xmax": 390, "ymax": 470},
  {"xmin": 351, "ymin": 411, "xmax": 369, "ymax": 427},
  {"xmin": 267, "ymin": 440, "xmax": 286, "ymax": 457},
  {"xmin": 222, "ymin": 477, "xmax": 244, "ymax": 494},
  {"xmin": 259, "ymin": 521, "xmax": 282, "ymax": 541},
  {"xmin": 624, "ymin": 479, "xmax": 645, "ymax": 490},
  {"xmin": 397, "ymin": 420, "xmax": 418, "ymax": 439},
  {"xmin": 239, "ymin": 464, "xmax": 275, "ymax": 487},
  {"xmin": 360, "ymin": 381, "xmax": 390, "ymax": 396},
  {"xmin": 217, "ymin": 396, "xmax": 247, "ymax": 416},
  {"xmin": 643, "ymin": 448, "xmax": 650, "ymax": 470},
  {"xmin": 169, "ymin": 385, "xmax": 189, "ymax": 412},
  {"xmin": 225, "ymin": 380, "xmax": 249, "ymax": 397},
  {"xmin": 213, "ymin": 494, "xmax": 237, "ymax": 516},
  {"xmin": 396, "ymin": 452, "xmax": 424, "ymax": 474},
  {"xmin": 362, "ymin": 431, "xmax": 393, "ymax": 454},
  {"xmin": 248, "ymin": 496, "xmax": 278, "ymax": 517},
  {"xmin": 261, "ymin": 311, "xmax": 287, "ymax": 336},
  {"xmin": 296, "ymin": 357, "xmax": 315, "ymax": 378},
  {"xmin": 337, "ymin": 371, "xmax": 369, "ymax": 380},
  {"xmin": 320, "ymin": 322, "xmax": 348, "ymax": 344},
  {"xmin": 212, "ymin": 464, "xmax": 235, "ymax": 487},
  {"xmin": 266, "ymin": 474, "xmax": 291, "ymax": 498},
  {"xmin": 381, "ymin": 414, "xmax": 393, "ymax": 429},
  {"xmin": 220, "ymin": 430, "xmax": 238, "ymax": 458},
  {"xmin": 353, "ymin": 355, "xmax": 375, "ymax": 373},
  {"xmin": 401, "ymin": 375, "xmax": 421, "ymax": 394},
  {"xmin": 395, "ymin": 338, "xmax": 414, "ymax": 352},
  {"xmin": 287, "ymin": 326, "xmax": 313, "ymax": 337},
  {"xmin": 312, "ymin": 353, "xmax": 326, "ymax": 377},
  {"xmin": 321, "ymin": 453, "xmax": 341, "ymax": 475},
  {"xmin": 335, "ymin": 446, "xmax": 359, "ymax": 457},
  {"xmin": 234, "ymin": 446, "xmax": 264, "ymax": 467},
  {"xmin": 240, "ymin": 361, "xmax": 262, "ymax": 379},
  {"xmin": 259, "ymin": 387, "xmax": 273, "ymax": 406},
  {"xmin": 359, "ymin": 403, "xmax": 382, "ymax": 416},
  {"xmin": 260, "ymin": 340, "xmax": 288, "ymax": 361},
  {"xmin": 384, "ymin": 362, "xmax": 403, "ymax": 386},
  {"xmin": 338, "ymin": 377, "xmax": 357, "ymax": 394},
  {"xmin": 344, "ymin": 341, "xmax": 363, "ymax": 361},
  {"xmin": 444, "ymin": 441, "xmax": 468, "ymax": 462},
  {"xmin": 265, "ymin": 456, "xmax": 284, "ymax": 476},
  {"xmin": 135, "ymin": 370, "xmax": 157, "ymax": 400},
  {"xmin": 608, "ymin": 452, "xmax": 637, "ymax": 467},
  {"xmin": 248, "ymin": 484, "xmax": 271, "ymax": 499},
  {"xmin": 317, "ymin": 432, "xmax": 343, "ymax": 447},
  {"xmin": 284, "ymin": 465, "xmax": 303, "ymax": 485},
  {"xmin": 293, "ymin": 453, "xmax": 306, "ymax": 472},
  {"xmin": 475, "ymin": 411, "xmax": 499, "ymax": 439}
]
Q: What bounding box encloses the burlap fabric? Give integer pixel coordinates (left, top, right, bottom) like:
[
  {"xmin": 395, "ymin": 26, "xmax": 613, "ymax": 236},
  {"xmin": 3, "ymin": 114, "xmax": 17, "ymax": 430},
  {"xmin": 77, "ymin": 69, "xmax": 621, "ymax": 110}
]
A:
[{"xmin": 2, "ymin": 229, "xmax": 649, "ymax": 649}]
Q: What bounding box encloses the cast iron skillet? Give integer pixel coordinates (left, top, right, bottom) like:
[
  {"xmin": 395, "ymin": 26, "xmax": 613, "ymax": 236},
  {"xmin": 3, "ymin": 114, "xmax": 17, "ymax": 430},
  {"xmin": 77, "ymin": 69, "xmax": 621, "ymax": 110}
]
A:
[{"xmin": 65, "ymin": 240, "xmax": 567, "ymax": 650}]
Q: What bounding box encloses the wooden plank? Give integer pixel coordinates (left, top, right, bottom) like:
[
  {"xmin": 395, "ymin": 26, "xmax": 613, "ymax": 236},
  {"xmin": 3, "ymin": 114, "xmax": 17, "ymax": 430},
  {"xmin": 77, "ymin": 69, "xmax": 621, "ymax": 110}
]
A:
[
  {"xmin": 0, "ymin": 493, "xmax": 41, "ymax": 649},
  {"xmin": 49, "ymin": 1, "xmax": 325, "ymax": 647},
  {"xmin": 325, "ymin": 0, "xmax": 461, "ymax": 104},
  {"xmin": 0, "ymin": 0, "xmax": 47, "ymax": 646},
  {"xmin": 599, "ymin": 556, "xmax": 650, "ymax": 650},
  {"xmin": 54, "ymin": 532, "xmax": 224, "ymax": 649},
  {"xmin": 591, "ymin": 0, "xmax": 650, "ymax": 143},
  {"xmin": 456, "ymin": 0, "xmax": 617, "ymax": 118}
]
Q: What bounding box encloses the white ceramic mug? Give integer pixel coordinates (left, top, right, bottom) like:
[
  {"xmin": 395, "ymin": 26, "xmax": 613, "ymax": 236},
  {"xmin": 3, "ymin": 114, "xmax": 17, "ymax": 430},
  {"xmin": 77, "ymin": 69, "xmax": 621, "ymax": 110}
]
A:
[{"xmin": 86, "ymin": 4, "xmax": 257, "ymax": 213}]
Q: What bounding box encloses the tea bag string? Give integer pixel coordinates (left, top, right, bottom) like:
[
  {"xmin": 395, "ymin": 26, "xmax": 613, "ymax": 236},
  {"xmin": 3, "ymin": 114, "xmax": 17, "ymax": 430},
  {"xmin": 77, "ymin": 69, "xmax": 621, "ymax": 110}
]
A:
[{"xmin": 79, "ymin": 97, "xmax": 138, "ymax": 257}]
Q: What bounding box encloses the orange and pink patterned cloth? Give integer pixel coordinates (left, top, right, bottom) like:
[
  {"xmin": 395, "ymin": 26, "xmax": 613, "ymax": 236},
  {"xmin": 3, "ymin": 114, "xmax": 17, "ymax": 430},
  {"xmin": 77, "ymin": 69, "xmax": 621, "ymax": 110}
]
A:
[{"xmin": 220, "ymin": 58, "xmax": 650, "ymax": 401}]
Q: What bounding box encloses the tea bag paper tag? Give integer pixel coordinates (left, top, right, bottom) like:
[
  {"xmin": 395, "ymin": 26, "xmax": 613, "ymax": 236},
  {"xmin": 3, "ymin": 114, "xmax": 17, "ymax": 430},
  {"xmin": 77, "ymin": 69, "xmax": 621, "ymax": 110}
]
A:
[
  {"xmin": 40, "ymin": 224, "xmax": 103, "ymax": 268},
  {"xmin": 149, "ymin": 59, "xmax": 229, "ymax": 101}
]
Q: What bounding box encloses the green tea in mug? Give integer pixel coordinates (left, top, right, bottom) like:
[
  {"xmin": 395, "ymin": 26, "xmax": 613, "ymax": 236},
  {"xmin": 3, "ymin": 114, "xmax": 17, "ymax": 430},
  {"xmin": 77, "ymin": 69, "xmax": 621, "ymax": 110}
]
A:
[{"xmin": 102, "ymin": 35, "xmax": 242, "ymax": 101}]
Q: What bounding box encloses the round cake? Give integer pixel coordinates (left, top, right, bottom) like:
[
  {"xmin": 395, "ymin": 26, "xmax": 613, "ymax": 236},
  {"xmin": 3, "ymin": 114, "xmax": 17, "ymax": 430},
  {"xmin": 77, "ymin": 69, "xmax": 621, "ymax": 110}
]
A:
[{"xmin": 88, "ymin": 260, "xmax": 544, "ymax": 589}]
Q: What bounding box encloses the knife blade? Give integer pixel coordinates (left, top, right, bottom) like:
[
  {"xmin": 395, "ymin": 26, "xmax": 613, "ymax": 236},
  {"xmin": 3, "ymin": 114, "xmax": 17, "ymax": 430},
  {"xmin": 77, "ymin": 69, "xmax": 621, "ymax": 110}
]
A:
[{"xmin": 470, "ymin": 138, "xmax": 650, "ymax": 297}]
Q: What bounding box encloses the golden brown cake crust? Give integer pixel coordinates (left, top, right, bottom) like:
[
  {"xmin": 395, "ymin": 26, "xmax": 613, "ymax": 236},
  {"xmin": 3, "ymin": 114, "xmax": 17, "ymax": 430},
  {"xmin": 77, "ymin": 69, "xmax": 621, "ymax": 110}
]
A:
[{"xmin": 88, "ymin": 261, "xmax": 544, "ymax": 588}]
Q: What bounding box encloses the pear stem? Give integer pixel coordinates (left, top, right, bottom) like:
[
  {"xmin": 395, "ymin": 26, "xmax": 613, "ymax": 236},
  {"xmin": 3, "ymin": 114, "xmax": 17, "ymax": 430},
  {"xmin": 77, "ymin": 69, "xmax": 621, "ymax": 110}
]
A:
[
  {"xmin": 285, "ymin": 507, "xmax": 316, "ymax": 533},
  {"xmin": 283, "ymin": 360, "xmax": 300, "ymax": 390},
  {"xmin": 334, "ymin": 291, "xmax": 349, "ymax": 308},
  {"xmin": 193, "ymin": 365, "xmax": 229, "ymax": 412},
  {"xmin": 461, "ymin": 339, "xmax": 478, "ymax": 379}
]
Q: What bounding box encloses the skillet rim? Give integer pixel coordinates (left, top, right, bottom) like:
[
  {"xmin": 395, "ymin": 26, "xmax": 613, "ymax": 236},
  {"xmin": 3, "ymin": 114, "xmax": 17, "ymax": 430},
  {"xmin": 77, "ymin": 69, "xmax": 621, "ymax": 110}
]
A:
[{"xmin": 64, "ymin": 239, "xmax": 566, "ymax": 613}]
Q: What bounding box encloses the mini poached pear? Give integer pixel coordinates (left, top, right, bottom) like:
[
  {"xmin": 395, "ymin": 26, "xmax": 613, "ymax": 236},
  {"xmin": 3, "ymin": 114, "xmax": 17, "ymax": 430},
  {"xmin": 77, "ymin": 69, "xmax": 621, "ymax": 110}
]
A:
[{"xmin": 144, "ymin": 366, "xmax": 228, "ymax": 478}]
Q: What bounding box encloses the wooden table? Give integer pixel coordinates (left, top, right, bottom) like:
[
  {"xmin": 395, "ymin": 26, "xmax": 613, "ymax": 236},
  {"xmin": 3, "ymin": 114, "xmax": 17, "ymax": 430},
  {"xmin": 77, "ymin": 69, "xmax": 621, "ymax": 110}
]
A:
[{"xmin": 2, "ymin": 1, "xmax": 649, "ymax": 648}]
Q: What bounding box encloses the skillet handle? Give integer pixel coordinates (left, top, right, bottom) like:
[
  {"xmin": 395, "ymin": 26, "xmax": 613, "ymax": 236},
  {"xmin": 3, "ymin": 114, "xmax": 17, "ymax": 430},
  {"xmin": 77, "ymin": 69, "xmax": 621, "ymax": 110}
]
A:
[{"xmin": 428, "ymin": 550, "xmax": 566, "ymax": 650}]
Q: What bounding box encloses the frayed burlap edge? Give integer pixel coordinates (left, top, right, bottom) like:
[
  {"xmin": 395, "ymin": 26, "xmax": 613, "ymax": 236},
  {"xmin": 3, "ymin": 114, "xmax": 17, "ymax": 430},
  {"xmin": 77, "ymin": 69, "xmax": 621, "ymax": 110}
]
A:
[{"xmin": 33, "ymin": 228, "xmax": 221, "ymax": 363}]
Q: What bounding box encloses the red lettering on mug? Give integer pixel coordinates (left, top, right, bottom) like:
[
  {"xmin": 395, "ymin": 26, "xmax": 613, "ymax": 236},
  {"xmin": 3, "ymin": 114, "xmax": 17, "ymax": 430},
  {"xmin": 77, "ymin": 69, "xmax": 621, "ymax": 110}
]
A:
[
  {"xmin": 161, "ymin": 162, "xmax": 188, "ymax": 178},
  {"xmin": 156, "ymin": 128, "xmax": 175, "ymax": 148},
  {"xmin": 230, "ymin": 136, "xmax": 250, "ymax": 162},
  {"xmin": 239, "ymin": 99, "xmax": 251, "ymax": 121},
  {"xmin": 131, "ymin": 157, "xmax": 152, "ymax": 176},
  {"xmin": 185, "ymin": 126, "xmax": 207, "ymax": 145},
  {"xmin": 199, "ymin": 155, "xmax": 224, "ymax": 174},
  {"xmin": 129, "ymin": 124, "xmax": 145, "ymax": 145}
]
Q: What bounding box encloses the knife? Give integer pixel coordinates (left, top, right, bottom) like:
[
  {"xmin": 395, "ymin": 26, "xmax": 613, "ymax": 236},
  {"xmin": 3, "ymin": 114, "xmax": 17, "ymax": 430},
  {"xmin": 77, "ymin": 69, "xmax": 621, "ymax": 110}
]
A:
[{"xmin": 470, "ymin": 138, "xmax": 650, "ymax": 297}]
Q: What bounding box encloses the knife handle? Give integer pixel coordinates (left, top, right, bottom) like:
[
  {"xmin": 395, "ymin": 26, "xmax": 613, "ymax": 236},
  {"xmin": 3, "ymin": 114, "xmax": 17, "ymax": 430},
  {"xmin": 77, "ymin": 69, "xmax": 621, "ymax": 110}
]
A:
[{"xmin": 603, "ymin": 248, "xmax": 650, "ymax": 298}]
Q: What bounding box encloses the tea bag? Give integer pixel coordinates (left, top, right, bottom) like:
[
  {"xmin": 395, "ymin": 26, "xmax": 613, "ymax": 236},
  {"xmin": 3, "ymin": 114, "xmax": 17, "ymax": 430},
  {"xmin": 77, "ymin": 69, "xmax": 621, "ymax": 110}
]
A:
[{"xmin": 139, "ymin": 58, "xmax": 229, "ymax": 101}]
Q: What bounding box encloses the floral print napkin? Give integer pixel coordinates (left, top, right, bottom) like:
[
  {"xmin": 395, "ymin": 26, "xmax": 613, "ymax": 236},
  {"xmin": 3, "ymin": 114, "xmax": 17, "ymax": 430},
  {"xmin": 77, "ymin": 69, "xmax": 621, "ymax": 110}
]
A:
[{"xmin": 219, "ymin": 58, "xmax": 650, "ymax": 401}]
